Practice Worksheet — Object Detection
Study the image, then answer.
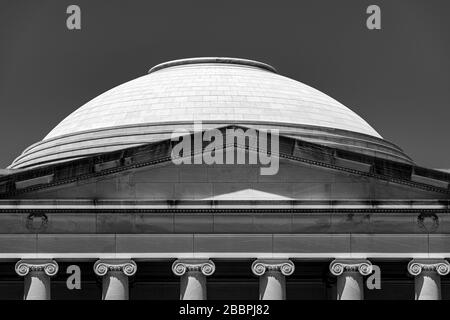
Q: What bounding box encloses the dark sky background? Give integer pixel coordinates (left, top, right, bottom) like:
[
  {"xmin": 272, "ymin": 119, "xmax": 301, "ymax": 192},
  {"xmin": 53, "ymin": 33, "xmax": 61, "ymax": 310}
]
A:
[{"xmin": 0, "ymin": 0, "xmax": 449, "ymax": 169}]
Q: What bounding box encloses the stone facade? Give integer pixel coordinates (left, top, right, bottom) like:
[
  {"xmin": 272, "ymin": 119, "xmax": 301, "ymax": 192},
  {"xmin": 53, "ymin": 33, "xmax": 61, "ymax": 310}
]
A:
[
  {"xmin": 1, "ymin": 58, "xmax": 450, "ymax": 300},
  {"xmin": 0, "ymin": 134, "xmax": 449, "ymax": 299}
]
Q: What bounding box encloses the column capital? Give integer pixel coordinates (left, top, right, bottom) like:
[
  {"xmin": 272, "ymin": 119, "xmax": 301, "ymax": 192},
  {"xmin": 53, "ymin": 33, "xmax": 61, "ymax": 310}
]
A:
[
  {"xmin": 172, "ymin": 259, "xmax": 215, "ymax": 277},
  {"xmin": 94, "ymin": 260, "xmax": 137, "ymax": 277},
  {"xmin": 15, "ymin": 259, "xmax": 59, "ymax": 277},
  {"xmin": 329, "ymin": 259, "xmax": 372, "ymax": 276},
  {"xmin": 408, "ymin": 259, "xmax": 450, "ymax": 276},
  {"xmin": 251, "ymin": 259, "xmax": 295, "ymax": 276}
]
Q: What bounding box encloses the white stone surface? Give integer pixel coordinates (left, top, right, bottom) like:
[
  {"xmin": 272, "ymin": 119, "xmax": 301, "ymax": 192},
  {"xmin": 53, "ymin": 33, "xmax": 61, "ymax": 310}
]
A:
[
  {"xmin": 23, "ymin": 271, "xmax": 50, "ymax": 300},
  {"xmin": 46, "ymin": 58, "xmax": 380, "ymax": 139},
  {"xmin": 101, "ymin": 271, "xmax": 129, "ymax": 300},
  {"xmin": 414, "ymin": 271, "xmax": 441, "ymax": 300},
  {"xmin": 336, "ymin": 271, "xmax": 364, "ymax": 300}
]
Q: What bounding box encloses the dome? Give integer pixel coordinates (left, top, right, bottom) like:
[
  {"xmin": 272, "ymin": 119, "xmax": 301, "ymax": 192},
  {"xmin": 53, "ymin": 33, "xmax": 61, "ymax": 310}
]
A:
[{"xmin": 9, "ymin": 57, "xmax": 412, "ymax": 169}]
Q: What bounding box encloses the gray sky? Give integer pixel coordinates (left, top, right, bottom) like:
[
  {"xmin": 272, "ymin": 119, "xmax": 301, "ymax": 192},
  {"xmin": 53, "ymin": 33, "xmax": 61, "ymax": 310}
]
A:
[{"xmin": 1, "ymin": 0, "xmax": 449, "ymax": 168}]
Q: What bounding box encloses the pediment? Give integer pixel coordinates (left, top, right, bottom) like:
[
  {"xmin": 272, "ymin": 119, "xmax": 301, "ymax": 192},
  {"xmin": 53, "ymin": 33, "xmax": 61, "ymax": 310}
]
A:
[
  {"xmin": 13, "ymin": 155, "xmax": 448, "ymax": 201},
  {"xmin": 0, "ymin": 125, "xmax": 449, "ymax": 201}
]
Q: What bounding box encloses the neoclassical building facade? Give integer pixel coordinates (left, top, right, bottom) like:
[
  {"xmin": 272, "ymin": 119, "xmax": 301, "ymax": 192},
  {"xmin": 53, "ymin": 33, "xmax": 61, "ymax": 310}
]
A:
[{"xmin": 0, "ymin": 57, "xmax": 450, "ymax": 300}]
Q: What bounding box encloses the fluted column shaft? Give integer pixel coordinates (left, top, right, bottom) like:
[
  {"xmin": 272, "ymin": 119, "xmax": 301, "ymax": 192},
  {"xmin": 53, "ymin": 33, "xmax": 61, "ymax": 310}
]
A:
[
  {"xmin": 329, "ymin": 259, "xmax": 372, "ymax": 300},
  {"xmin": 251, "ymin": 260, "xmax": 295, "ymax": 300},
  {"xmin": 172, "ymin": 259, "xmax": 215, "ymax": 300},
  {"xmin": 15, "ymin": 260, "xmax": 59, "ymax": 300},
  {"xmin": 408, "ymin": 259, "xmax": 450, "ymax": 300},
  {"xmin": 94, "ymin": 260, "xmax": 137, "ymax": 300}
]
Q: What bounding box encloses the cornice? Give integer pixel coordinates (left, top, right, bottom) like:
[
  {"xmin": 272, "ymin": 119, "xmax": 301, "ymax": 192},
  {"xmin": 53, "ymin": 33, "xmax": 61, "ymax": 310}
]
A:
[{"xmin": 0, "ymin": 208, "xmax": 449, "ymax": 214}]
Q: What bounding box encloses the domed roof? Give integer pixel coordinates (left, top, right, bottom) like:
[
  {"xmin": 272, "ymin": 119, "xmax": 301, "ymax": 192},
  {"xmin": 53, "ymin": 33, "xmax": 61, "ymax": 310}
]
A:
[{"xmin": 9, "ymin": 57, "xmax": 412, "ymax": 169}]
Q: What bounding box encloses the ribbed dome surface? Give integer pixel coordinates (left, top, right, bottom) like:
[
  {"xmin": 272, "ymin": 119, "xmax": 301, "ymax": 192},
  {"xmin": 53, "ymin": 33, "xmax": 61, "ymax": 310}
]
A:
[{"xmin": 10, "ymin": 57, "xmax": 412, "ymax": 169}]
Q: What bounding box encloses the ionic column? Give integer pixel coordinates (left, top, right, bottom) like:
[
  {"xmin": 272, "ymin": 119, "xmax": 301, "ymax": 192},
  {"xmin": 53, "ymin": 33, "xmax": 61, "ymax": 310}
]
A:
[
  {"xmin": 329, "ymin": 259, "xmax": 372, "ymax": 300},
  {"xmin": 407, "ymin": 259, "xmax": 450, "ymax": 300},
  {"xmin": 15, "ymin": 259, "xmax": 59, "ymax": 300},
  {"xmin": 94, "ymin": 260, "xmax": 137, "ymax": 300},
  {"xmin": 172, "ymin": 259, "xmax": 215, "ymax": 300},
  {"xmin": 251, "ymin": 259, "xmax": 295, "ymax": 300}
]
